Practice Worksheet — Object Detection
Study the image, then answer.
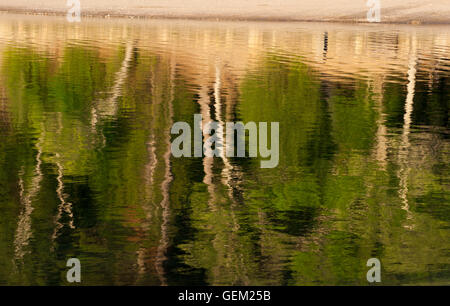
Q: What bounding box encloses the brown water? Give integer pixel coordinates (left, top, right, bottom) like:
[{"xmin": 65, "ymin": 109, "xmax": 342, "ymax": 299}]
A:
[{"xmin": 0, "ymin": 14, "xmax": 449, "ymax": 285}]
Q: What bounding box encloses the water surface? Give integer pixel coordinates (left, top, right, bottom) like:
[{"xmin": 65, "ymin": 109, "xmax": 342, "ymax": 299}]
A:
[{"xmin": 0, "ymin": 15, "xmax": 449, "ymax": 285}]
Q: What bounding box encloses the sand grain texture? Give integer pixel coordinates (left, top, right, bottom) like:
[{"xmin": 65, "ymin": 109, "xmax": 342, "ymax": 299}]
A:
[{"xmin": 0, "ymin": 0, "xmax": 449, "ymax": 23}]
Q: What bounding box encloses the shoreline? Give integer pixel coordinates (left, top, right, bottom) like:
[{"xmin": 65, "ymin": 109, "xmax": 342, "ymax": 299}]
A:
[{"xmin": 0, "ymin": 0, "xmax": 449, "ymax": 25}]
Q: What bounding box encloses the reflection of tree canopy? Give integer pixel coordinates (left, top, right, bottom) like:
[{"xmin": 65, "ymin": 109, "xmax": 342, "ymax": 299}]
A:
[{"xmin": 0, "ymin": 36, "xmax": 448, "ymax": 285}]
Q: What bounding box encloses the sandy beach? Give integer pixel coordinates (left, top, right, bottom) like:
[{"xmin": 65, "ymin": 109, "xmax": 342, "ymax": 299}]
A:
[{"xmin": 0, "ymin": 0, "xmax": 449, "ymax": 24}]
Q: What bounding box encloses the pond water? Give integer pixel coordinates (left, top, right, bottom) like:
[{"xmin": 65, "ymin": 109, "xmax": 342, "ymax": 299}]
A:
[{"xmin": 0, "ymin": 14, "xmax": 449, "ymax": 285}]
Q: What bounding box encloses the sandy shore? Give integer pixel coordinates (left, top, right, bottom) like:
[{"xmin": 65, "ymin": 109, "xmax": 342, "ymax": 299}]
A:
[{"xmin": 0, "ymin": 0, "xmax": 449, "ymax": 24}]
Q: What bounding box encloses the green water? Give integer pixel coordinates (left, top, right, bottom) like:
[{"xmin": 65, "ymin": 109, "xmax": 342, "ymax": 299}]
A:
[{"xmin": 0, "ymin": 15, "xmax": 449, "ymax": 285}]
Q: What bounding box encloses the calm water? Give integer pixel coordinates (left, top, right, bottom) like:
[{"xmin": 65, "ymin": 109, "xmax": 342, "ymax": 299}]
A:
[{"xmin": 0, "ymin": 15, "xmax": 449, "ymax": 285}]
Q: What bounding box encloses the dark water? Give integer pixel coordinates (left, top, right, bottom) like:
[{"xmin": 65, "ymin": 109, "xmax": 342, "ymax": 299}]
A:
[{"xmin": 0, "ymin": 15, "xmax": 449, "ymax": 285}]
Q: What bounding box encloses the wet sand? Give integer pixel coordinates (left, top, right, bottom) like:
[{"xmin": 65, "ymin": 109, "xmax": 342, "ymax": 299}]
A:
[{"xmin": 0, "ymin": 0, "xmax": 449, "ymax": 24}]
